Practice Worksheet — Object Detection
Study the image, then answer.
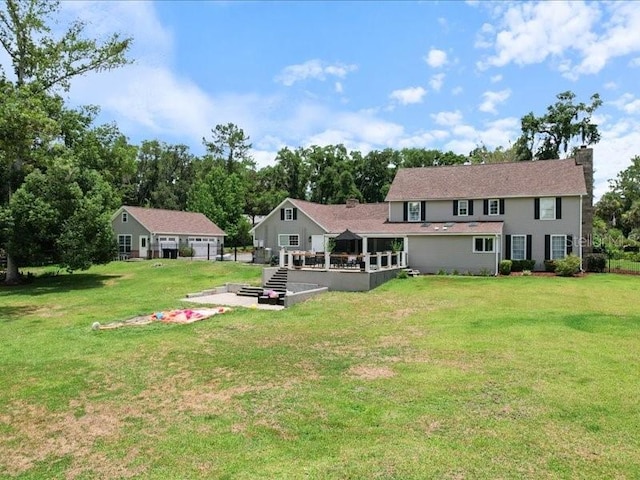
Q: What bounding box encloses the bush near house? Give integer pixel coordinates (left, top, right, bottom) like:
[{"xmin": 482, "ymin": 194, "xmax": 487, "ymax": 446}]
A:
[
  {"xmin": 554, "ymin": 254, "xmax": 581, "ymax": 277},
  {"xmin": 585, "ymin": 253, "xmax": 607, "ymax": 273},
  {"xmin": 511, "ymin": 259, "xmax": 536, "ymax": 272},
  {"xmin": 499, "ymin": 260, "xmax": 512, "ymax": 275},
  {"xmin": 544, "ymin": 259, "xmax": 557, "ymax": 272}
]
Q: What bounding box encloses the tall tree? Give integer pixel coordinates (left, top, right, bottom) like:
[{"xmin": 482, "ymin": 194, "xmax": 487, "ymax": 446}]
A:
[
  {"xmin": 515, "ymin": 91, "xmax": 602, "ymax": 160},
  {"xmin": 596, "ymin": 155, "xmax": 640, "ymax": 236},
  {"xmin": 0, "ymin": 0, "xmax": 131, "ymax": 283},
  {"xmin": 202, "ymin": 123, "xmax": 254, "ymax": 174}
]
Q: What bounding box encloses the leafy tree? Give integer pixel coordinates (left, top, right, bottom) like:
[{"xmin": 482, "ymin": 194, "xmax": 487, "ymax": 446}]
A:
[
  {"xmin": 596, "ymin": 156, "xmax": 640, "ymax": 236},
  {"xmin": 467, "ymin": 144, "xmax": 519, "ymax": 164},
  {"xmin": 515, "ymin": 91, "xmax": 602, "ymax": 160},
  {"xmin": 273, "ymin": 147, "xmax": 309, "ymax": 200},
  {"xmin": 8, "ymin": 159, "xmax": 119, "ymax": 271},
  {"xmin": 202, "ymin": 123, "xmax": 254, "ymax": 174},
  {"xmin": 398, "ymin": 148, "xmax": 466, "ymax": 168},
  {"xmin": 354, "ymin": 149, "xmax": 399, "ymax": 203},
  {"xmin": 307, "ymin": 144, "xmax": 361, "ymax": 204},
  {"xmin": 127, "ymin": 140, "xmax": 195, "ymax": 210},
  {"xmin": 187, "ymin": 166, "xmax": 247, "ymax": 247},
  {"xmin": 0, "ymin": 0, "xmax": 131, "ymax": 283}
]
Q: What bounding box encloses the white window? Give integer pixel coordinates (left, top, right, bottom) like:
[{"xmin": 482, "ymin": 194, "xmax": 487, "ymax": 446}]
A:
[
  {"xmin": 122, "ymin": 212, "xmax": 128, "ymax": 222},
  {"xmin": 540, "ymin": 197, "xmax": 555, "ymax": 220},
  {"xmin": 551, "ymin": 235, "xmax": 566, "ymax": 260},
  {"xmin": 284, "ymin": 208, "xmax": 294, "ymax": 221},
  {"xmin": 118, "ymin": 234, "xmax": 132, "ymax": 254},
  {"xmin": 408, "ymin": 201, "xmax": 421, "ymax": 222},
  {"xmin": 511, "ymin": 235, "xmax": 526, "ymax": 260},
  {"xmin": 278, "ymin": 234, "xmax": 299, "ymax": 247},
  {"xmin": 458, "ymin": 200, "xmax": 469, "ymax": 216},
  {"xmin": 473, "ymin": 236, "xmax": 494, "ymax": 253},
  {"xmin": 488, "ymin": 199, "xmax": 500, "ymax": 216}
]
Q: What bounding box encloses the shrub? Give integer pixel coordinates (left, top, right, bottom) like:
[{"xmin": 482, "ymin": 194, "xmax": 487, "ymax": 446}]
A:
[
  {"xmin": 437, "ymin": 269, "xmax": 447, "ymax": 275},
  {"xmin": 584, "ymin": 253, "xmax": 606, "ymax": 273},
  {"xmin": 544, "ymin": 259, "xmax": 556, "ymax": 272},
  {"xmin": 452, "ymin": 269, "xmax": 460, "ymax": 276},
  {"xmin": 554, "ymin": 254, "xmax": 581, "ymax": 277},
  {"xmin": 499, "ymin": 260, "xmax": 512, "ymax": 275},
  {"xmin": 522, "ymin": 270, "xmax": 532, "ymax": 276},
  {"xmin": 511, "ymin": 259, "xmax": 536, "ymax": 272},
  {"xmin": 396, "ymin": 269, "xmax": 409, "ymax": 279},
  {"xmin": 179, "ymin": 246, "xmax": 195, "ymax": 257}
]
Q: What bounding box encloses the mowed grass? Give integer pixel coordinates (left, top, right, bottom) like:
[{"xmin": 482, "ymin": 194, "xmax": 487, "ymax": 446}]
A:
[{"xmin": 1, "ymin": 261, "xmax": 639, "ymax": 479}]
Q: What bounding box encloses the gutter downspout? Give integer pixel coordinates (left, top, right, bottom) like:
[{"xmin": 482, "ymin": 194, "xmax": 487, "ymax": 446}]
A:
[
  {"xmin": 495, "ymin": 234, "xmax": 500, "ymax": 276},
  {"xmin": 579, "ymin": 194, "xmax": 583, "ymax": 271}
]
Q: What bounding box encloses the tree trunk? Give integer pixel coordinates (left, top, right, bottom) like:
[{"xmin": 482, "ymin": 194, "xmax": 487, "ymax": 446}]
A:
[{"xmin": 4, "ymin": 251, "xmax": 20, "ymax": 285}]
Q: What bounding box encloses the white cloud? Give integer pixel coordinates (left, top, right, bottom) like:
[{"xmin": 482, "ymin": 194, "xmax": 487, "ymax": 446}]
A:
[
  {"xmin": 593, "ymin": 122, "xmax": 640, "ymax": 200},
  {"xmin": 431, "ymin": 110, "xmax": 463, "ymax": 127},
  {"xmin": 335, "ymin": 81, "xmax": 344, "ymax": 94},
  {"xmin": 611, "ymin": 93, "xmax": 640, "ymax": 115},
  {"xmin": 274, "ymin": 59, "xmax": 357, "ymax": 86},
  {"xmin": 425, "ymin": 48, "xmax": 448, "ymax": 68},
  {"xmin": 451, "ymin": 86, "xmax": 464, "ymax": 96},
  {"xmin": 630, "ymin": 57, "xmax": 640, "ymax": 67},
  {"xmin": 476, "ymin": 1, "xmax": 640, "ymax": 80},
  {"xmin": 429, "ymin": 73, "xmax": 445, "ymax": 92},
  {"xmin": 604, "ymin": 81, "xmax": 618, "ymax": 90},
  {"xmin": 490, "ymin": 74, "xmax": 503, "ymax": 83},
  {"xmin": 389, "ymin": 86, "xmax": 427, "ymax": 105},
  {"xmin": 478, "ymin": 89, "xmax": 511, "ymax": 114}
]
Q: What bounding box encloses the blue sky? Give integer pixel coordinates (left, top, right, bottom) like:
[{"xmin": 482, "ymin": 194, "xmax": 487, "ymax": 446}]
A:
[{"xmin": 5, "ymin": 1, "xmax": 640, "ymax": 199}]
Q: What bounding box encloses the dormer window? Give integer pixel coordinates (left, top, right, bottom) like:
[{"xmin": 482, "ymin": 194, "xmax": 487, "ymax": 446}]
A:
[{"xmin": 122, "ymin": 212, "xmax": 128, "ymax": 223}]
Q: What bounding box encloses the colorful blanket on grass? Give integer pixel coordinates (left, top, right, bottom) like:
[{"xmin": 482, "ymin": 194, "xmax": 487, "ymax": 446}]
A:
[{"xmin": 92, "ymin": 307, "xmax": 231, "ymax": 330}]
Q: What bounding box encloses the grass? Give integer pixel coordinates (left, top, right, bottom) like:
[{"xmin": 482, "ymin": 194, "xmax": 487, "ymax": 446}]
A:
[{"xmin": 1, "ymin": 261, "xmax": 639, "ymax": 479}]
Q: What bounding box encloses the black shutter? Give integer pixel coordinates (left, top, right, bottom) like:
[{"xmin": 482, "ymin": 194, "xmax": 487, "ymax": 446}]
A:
[
  {"xmin": 534, "ymin": 198, "xmax": 540, "ymax": 219},
  {"xmin": 403, "ymin": 202, "xmax": 408, "ymax": 221},
  {"xmin": 566, "ymin": 234, "xmax": 573, "ymax": 255},
  {"xmin": 293, "ymin": 208, "xmax": 298, "ymax": 220},
  {"xmin": 499, "ymin": 199, "xmax": 505, "ymax": 215},
  {"xmin": 469, "ymin": 200, "xmax": 474, "ymax": 216},
  {"xmin": 556, "ymin": 197, "xmax": 562, "ymax": 219},
  {"xmin": 483, "ymin": 200, "xmax": 488, "ymax": 215},
  {"xmin": 526, "ymin": 235, "xmax": 532, "ymax": 259},
  {"xmin": 453, "ymin": 200, "xmax": 458, "ymax": 216},
  {"xmin": 280, "ymin": 208, "xmax": 285, "ymax": 220},
  {"xmin": 421, "ymin": 201, "xmax": 426, "ymax": 222},
  {"xmin": 505, "ymin": 235, "xmax": 511, "ymax": 260},
  {"xmin": 545, "ymin": 235, "xmax": 550, "ymax": 260}
]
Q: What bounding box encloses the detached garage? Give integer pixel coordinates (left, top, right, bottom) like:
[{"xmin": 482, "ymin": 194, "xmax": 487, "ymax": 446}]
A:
[{"xmin": 111, "ymin": 206, "xmax": 226, "ymax": 260}]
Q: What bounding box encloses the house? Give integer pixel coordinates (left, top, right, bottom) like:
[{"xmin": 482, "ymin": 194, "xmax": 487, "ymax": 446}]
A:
[
  {"xmin": 111, "ymin": 206, "xmax": 226, "ymax": 260},
  {"xmin": 251, "ymin": 148, "xmax": 593, "ymax": 276}
]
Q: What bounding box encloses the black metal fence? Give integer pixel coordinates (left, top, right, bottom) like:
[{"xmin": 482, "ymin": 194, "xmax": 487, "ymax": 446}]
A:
[{"xmin": 589, "ymin": 245, "xmax": 640, "ymax": 274}]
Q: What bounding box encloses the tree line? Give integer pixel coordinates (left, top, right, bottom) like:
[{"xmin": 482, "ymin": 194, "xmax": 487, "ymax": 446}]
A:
[{"xmin": 0, "ymin": 0, "xmax": 635, "ymax": 284}]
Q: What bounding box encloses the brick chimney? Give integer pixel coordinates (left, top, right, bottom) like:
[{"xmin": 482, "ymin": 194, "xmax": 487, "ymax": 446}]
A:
[
  {"xmin": 346, "ymin": 198, "xmax": 359, "ymax": 208},
  {"xmin": 574, "ymin": 147, "xmax": 593, "ymax": 253}
]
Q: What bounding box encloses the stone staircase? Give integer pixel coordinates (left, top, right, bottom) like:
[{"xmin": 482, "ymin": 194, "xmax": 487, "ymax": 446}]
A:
[
  {"xmin": 236, "ymin": 268, "xmax": 289, "ymax": 300},
  {"xmin": 236, "ymin": 285, "xmax": 264, "ymax": 298},
  {"xmin": 263, "ymin": 268, "xmax": 288, "ymax": 294},
  {"xmin": 403, "ymin": 267, "xmax": 421, "ymax": 277}
]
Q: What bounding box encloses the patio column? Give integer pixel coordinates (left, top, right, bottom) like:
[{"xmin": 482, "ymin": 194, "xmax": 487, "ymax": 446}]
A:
[
  {"xmin": 364, "ymin": 253, "xmax": 371, "ymax": 273},
  {"xmin": 279, "ymin": 248, "xmax": 285, "ymax": 268},
  {"xmin": 362, "ymin": 236, "xmax": 368, "ymax": 255},
  {"xmin": 325, "ymin": 248, "xmax": 330, "ymax": 269}
]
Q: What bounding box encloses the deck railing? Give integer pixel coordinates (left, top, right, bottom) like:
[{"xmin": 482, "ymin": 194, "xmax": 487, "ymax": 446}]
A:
[{"xmin": 279, "ymin": 250, "xmax": 407, "ymax": 272}]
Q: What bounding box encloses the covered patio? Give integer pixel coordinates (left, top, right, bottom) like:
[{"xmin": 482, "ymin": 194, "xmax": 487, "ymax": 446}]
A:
[{"xmin": 278, "ymin": 229, "xmax": 408, "ymax": 273}]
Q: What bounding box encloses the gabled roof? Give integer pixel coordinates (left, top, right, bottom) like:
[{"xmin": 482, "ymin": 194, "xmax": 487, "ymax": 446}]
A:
[
  {"xmin": 290, "ymin": 199, "xmax": 390, "ymax": 234},
  {"xmin": 385, "ymin": 158, "xmax": 588, "ymax": 201},
  {"xmin": 114, "ymin": 206, "xmax": 226, "ymax": 236}
]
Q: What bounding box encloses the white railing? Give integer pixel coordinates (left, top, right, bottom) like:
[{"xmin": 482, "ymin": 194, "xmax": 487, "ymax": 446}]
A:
[{"xmin": 279, "ymin": 249, "xmax": 407, "ymax": 272}]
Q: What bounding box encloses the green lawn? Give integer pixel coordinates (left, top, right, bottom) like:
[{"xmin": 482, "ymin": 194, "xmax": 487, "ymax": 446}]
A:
[{"xmin": 1, "ymin": 261, "xmax": 639, "ymax": 479}]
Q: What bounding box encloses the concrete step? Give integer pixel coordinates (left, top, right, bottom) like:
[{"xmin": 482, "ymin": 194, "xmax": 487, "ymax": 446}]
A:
[{"xmin": 236, "ymin": 286, "xmax": 264, "ymax": 297}]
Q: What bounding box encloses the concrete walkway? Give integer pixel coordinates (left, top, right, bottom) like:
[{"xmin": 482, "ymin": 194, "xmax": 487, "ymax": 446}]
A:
[{"xmin": 182, "ymin": 292, "xmax": 284, "ymax": 311}]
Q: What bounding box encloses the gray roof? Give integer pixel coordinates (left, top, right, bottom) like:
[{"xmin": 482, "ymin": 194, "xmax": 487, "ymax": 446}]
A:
[
  {"xmin": 385, "ymin": 158, "xmax": 588, "ymax": 201},
  {"xmin": 117, "ymin": 206, "xmax": 226, "ymax": 236}
]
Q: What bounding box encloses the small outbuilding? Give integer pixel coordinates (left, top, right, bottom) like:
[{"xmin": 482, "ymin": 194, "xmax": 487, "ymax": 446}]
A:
[{"xmin": 111, "ymin": 206, "xmax": 226, "ymax": 260}]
